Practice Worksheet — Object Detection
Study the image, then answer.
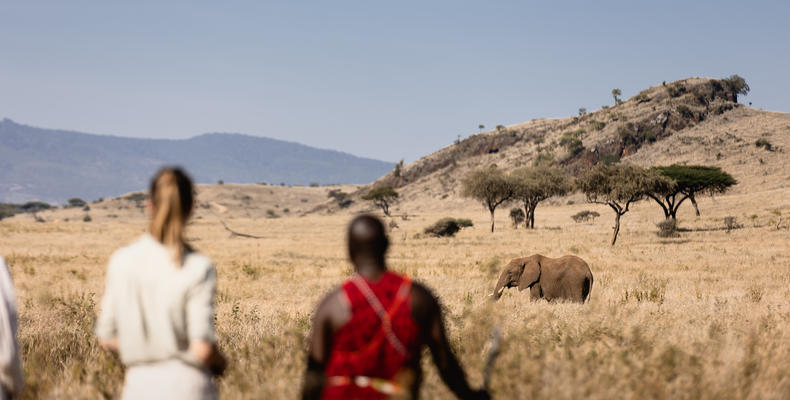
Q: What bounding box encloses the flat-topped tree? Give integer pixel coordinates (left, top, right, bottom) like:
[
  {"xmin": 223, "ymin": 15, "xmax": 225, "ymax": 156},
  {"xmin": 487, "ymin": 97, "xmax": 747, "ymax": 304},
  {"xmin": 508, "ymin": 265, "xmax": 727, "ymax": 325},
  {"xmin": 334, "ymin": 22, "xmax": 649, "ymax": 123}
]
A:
[
  {"xmin": 509, "ymin": 166, "xmax": 573, "ymax": 229},
  {"xmin": 722, "ymin": 75, "xmax": 750, "ymax": 102},
  {"xmin": 461, "ymin": 166, "xmax": 514, "ymax": 232},
  {"xmin": 578, "ymin": 163, "xmax": 673, "ymax": 246},
  {"xmin": 362, "ymin": 185, "xmax": 398, "ymax": 216},
  {"xmin": 649, "ymin": 165, "xmax": 737, "ymax": 219}
]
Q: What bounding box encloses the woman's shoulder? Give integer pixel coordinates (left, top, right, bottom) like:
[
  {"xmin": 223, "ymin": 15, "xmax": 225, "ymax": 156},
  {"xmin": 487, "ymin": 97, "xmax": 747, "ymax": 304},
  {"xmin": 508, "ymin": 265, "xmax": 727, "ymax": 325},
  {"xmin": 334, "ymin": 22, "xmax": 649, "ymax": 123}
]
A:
[
  {"xmin": 109, "ymin": 234, "xmax": 158, "ymax": 261},
  {"xmin": 182, "ymin": 250, "xmax": 216, "ymax": 279}
]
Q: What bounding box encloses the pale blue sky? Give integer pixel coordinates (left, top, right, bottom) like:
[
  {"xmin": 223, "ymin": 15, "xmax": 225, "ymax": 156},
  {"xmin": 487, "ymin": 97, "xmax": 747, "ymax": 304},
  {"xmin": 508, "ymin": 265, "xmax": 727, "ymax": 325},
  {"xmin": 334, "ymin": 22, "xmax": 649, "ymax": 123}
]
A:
[{"xmin": 1, "ymin": 1, "xmax": 788, "ymax": 162}]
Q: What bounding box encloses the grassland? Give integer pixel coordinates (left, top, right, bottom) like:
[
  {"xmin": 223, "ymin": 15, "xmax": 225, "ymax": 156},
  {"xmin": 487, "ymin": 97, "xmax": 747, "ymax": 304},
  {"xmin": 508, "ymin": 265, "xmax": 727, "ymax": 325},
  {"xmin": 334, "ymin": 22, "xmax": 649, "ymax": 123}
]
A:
[{"xmin": 2, "ymin": 184, "xmax": 789, "ymax": 399}]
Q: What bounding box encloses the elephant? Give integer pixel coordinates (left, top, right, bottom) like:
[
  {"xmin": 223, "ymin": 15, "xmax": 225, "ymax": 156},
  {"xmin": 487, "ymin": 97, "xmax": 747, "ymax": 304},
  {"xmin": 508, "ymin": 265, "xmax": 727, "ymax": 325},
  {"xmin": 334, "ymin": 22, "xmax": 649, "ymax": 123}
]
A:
[{"xmin": 490, "ymin": 254, "xmax": 593, "ymax": 303}]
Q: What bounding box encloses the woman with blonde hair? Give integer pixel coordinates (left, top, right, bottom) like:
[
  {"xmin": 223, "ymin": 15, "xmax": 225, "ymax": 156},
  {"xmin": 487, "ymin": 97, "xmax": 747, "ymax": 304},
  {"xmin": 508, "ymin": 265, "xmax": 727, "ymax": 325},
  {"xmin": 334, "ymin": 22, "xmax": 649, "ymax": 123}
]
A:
[{"xmin": 96, "ymin": 167, "xmax": 226, "ymax": 399}]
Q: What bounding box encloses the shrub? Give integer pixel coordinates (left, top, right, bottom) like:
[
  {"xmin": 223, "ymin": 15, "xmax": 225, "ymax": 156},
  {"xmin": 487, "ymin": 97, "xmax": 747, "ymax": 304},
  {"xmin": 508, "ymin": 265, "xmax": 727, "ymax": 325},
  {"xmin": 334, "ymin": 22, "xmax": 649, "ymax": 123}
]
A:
[
  {"xmin": 589, "ymin": 120, "xmax": 606, "ymax": 131},
  {"xmin": 693, "ymin": 90, "xmax": 708, "ymax": 105},
  {"xmin": 666, "ymin": 83, "xmax": 686, "ymax": 98},
  {"xmin": 676, "ymin": 105, "xmax": 694, "ymax": 119},
  {"xmin": 559, "ymin": 130, "xmax": 586, "ymax": 156},
  {"xmin": 83, "ymin": 215, "xmax": 92, "ymax": 222},
  {"xmin": 393, "ymin": 159, "xmax": 404, "ymax": 178},
  {"xmin": 217, "ymin": 180, "xmax": 224, "ymax": 185},
  {"xmin": 455, "ymin": 218, "xmax": 473, "ymax": 228},
  {"xmin": 561, "ymin": 137, "xmax": 584, "ymax": 156},
  {"xmin": 67, "ymin": 198, "xmax": 87, "ymax": 208},
  {"xmin": 656, "ymin": 219, "xmax": 678, "ymax": 238},
  {"xmin": 266, "ymin": 209, "xmax": 279, "ymax": 219},
  {"xmin": 327, "ymin": 189, "xmax": 346, "ymax": 200},
  {"xmin": 424, "ymin": 218, "xmax": 473, "ymax": 237},
  {"xmin": 599, "ymin": 154, "xmax": 621, "ymax": 165},
  {"xmin": 309, "ymin": 182, "xmax": 319, "ymax": 187},
  {"xmin": 509, "ymin": 208, "xmax": 525, "ymax": 227},
  {"xmin": 21, "ymin": 201, "xmax": 51, "ymax": 212},
  {"xmin": 533, "ymin": 153, "xmax": 555, "ymax": 167},
  {"xmin": 633, "ymin": 92, "xmax": 650, "ymax": 103},
  {"xmin": 755, "ymin": 139, "xmax": 774, "ymax": 151},
  {"xmin": 123, "ymin": 193, "xmax": 148, "ymax": 202},
  {"xmin": 571, "ymin": 210, "xmax": 600, "ymax": 223}
]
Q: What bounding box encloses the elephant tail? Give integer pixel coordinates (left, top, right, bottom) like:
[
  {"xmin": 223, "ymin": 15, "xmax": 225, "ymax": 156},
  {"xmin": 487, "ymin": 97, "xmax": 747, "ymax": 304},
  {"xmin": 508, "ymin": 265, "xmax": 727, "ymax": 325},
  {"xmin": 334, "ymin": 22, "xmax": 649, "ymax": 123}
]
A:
[{"xmin": 582, "ymin": 275, "xmax": 593, "ymax": 303}]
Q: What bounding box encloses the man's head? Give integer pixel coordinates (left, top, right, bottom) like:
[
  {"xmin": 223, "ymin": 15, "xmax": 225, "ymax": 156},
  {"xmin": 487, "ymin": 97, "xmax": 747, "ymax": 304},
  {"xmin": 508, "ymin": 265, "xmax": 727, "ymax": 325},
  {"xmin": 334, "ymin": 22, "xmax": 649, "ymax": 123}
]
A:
[{"xmin": 347, "ymin": 214, "xmax": 389, "ymax": 269}]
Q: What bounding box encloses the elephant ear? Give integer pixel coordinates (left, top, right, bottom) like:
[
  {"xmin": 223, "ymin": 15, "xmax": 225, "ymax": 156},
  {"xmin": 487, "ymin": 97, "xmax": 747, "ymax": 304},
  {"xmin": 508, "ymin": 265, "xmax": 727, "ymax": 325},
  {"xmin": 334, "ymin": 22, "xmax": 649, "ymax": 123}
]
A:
[{"xmin": 517, "ymin": 258, "xmax": 541, "ymax": 290}]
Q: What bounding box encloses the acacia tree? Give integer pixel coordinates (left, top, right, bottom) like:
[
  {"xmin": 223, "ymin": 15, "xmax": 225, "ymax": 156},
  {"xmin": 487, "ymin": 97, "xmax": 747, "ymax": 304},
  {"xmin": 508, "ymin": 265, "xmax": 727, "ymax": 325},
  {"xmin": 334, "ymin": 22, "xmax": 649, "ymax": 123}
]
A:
[
  {"xmin": 722, "ymin": 74, "xmax": 750, "ymax": 102},
  {"xmin": 509, "ymin": 166, "xmax": 572, "ymax": 229},
  {"xmin": 461, "ymin": 167, "xmax": 513, "ymax": 232},
  {"xmin": 648, "ymin": 165, "xmax": 737, "ymax": 219},
  {"xmin": 362, "ymin": 185, "xmax": 399, "ymax": 216},
  {"xmin": 578, "ymin": 163, "xmax": 672, "ymax": 246},
  {"xmin": 611, "ymin": 88, "xmax": 622, "ymax": 105}
]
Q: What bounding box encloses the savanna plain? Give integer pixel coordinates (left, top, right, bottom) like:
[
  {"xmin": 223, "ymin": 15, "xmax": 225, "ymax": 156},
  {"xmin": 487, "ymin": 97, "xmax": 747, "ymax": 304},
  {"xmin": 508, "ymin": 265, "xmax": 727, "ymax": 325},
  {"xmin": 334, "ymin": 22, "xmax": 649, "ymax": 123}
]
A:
[{"xmin": 1, "ymin": 185, "xmax": 789, "ymax": 399}]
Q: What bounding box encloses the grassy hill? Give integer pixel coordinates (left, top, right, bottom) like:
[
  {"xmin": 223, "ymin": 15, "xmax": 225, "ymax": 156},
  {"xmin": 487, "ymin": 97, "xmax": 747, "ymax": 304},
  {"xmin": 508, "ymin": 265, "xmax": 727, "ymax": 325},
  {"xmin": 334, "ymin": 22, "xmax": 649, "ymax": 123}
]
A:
[{"xmin": 322, "ymin": 77, "xmax": 790, "ymax": 215}]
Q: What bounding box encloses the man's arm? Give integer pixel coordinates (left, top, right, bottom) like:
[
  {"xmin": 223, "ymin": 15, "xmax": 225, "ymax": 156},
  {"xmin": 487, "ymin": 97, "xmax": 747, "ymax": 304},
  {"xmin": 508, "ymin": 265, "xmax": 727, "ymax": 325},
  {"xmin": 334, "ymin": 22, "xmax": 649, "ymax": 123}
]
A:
[
  {"xmin": 411, "ymin": 283, "xmax": 489, "ymax": 400},
  {"xmin": 301, "ymin": 289, "xmax": 349, "ymax": 400}
]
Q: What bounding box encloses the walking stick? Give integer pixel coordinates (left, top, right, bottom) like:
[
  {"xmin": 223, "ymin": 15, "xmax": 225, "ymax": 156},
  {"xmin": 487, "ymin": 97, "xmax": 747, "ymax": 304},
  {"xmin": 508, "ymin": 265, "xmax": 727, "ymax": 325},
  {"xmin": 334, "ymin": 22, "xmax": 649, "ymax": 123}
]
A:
[{"xmin": 482, "ymin": 326, "xmax": 502, "ymax": 391}]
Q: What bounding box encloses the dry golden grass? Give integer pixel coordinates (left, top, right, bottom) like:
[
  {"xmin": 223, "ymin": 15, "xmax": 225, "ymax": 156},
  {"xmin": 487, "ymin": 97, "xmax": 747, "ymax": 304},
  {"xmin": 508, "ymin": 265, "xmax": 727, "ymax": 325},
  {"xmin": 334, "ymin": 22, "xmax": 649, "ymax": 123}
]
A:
[{"xmin": 2, "ymin": 184, "xmax": 790, "ymax": 399}]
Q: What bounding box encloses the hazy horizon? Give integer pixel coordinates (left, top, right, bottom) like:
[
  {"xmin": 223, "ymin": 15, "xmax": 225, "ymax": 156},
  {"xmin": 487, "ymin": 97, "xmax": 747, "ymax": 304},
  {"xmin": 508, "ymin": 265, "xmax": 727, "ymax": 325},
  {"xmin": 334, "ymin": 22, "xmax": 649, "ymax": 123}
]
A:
[{"xmin": 2, "ymin": 1, "xmax": 788, "ymax": 162}]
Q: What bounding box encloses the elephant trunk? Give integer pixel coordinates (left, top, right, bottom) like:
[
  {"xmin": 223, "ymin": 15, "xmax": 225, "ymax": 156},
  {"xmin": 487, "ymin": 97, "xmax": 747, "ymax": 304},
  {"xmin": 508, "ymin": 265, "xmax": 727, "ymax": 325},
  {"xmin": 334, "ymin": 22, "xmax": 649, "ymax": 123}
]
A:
[{"xmin": 490, "ymin": 272, "xmax": 508, "ymax": 301}]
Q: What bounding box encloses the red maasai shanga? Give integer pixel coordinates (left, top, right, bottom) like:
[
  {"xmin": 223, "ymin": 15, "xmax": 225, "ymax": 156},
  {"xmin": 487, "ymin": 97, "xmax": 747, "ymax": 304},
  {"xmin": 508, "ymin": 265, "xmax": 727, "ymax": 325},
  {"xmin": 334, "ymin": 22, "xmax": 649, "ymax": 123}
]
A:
[{"xmin": 322, "ymin": 271, "xmax": 421, "ymax": 399}]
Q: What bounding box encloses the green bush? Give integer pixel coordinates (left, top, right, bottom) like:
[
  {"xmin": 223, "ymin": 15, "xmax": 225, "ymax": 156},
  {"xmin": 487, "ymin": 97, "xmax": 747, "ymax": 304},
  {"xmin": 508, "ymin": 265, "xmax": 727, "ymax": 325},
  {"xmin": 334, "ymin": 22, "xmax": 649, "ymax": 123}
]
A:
[
  {"xmin": 559, "ymin": 130, "xmax": 586, "ymax": 156},
  {"xmin": 676, "ymin": 105, "xmax": 694, "ymax": 119},
  {"xmin": 755, "ymin": 139, "xmax": 774, "ymax": 151},
  {"xmin": 123, "ymin": 193, "xmax": 148, "ymax": 202},
  {"xmin": 571, "ymin": 210, "xmax": 600, "ymax": 223},
  {"xmin": 424, "ymin": 218, "xmax": 473, "ymax": 237},
  {"xmin": 599, "ymin": 154, "xmax": 621, "ymax": 165},
  {"xmin": 589, "ymin": 120, "xmax": 606, "ymax": 131},
  {"xmin": 633, "ymin": 92, "xmax": 650, "ymax": 103},
  {"xmin": 83, "ymin": 215, "xmax": 92, "ymax": 222},
  {"xmin": 455, "ymin": 218, "xmax": 473, "ymax": 228},
  {"xmin": 666, "ymin": 83, "xmax": 686, "ymax": 98},
  {"xmin": 21, "ymin": 201, "xmax": 51, "ymax": 212},
  {"xmin": 533, "ymin": 153, "xmax": 555, "ymax": 167},
  {"xmin": 67, "ymin": 198, "xmax": 87, "ymax": 208}
]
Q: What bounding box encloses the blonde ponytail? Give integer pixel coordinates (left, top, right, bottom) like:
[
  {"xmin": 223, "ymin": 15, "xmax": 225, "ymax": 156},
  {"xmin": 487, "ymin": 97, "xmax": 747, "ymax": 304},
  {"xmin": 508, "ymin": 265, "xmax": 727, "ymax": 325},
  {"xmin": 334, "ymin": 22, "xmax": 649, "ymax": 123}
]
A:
[{"xmin": 149, "ymin": 167, "xmax": 194, "ymax": 264}]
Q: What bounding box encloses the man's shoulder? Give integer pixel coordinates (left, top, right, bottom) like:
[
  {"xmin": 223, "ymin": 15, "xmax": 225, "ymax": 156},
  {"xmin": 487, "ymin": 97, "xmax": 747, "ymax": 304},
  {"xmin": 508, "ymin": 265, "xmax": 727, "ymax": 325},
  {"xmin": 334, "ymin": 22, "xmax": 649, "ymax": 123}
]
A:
[
  {"xmin": 408, "ymin": 280, "xmax": 440, "ymax": 323},
  {"xmin": 314, "ymin": 285, "xmax": 352, "ymax": 330}
]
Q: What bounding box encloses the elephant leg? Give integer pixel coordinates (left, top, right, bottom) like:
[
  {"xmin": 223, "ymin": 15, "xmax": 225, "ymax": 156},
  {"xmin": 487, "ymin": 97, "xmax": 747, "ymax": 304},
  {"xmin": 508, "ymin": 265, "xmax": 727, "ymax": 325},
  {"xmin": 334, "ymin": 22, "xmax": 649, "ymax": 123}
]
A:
[{"xmin": 529, "ymin": 284, "xmax": 543, "ymax": 301}]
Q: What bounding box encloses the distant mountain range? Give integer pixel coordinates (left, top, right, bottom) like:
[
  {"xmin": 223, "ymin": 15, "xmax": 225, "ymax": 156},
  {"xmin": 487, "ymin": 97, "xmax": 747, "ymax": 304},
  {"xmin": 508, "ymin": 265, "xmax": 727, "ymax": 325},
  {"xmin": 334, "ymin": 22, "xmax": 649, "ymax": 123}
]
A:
[{"xmin": 0, "ymin": 118, "xmax": 393, "ymax": 203}]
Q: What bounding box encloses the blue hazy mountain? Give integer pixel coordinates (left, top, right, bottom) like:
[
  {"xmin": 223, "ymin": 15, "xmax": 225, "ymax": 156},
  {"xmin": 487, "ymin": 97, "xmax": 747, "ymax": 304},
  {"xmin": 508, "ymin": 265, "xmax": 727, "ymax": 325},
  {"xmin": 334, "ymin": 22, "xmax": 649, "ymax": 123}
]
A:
[{"xmin": 0, "ymin": 118, "xmax": 393, "ymax": 203}]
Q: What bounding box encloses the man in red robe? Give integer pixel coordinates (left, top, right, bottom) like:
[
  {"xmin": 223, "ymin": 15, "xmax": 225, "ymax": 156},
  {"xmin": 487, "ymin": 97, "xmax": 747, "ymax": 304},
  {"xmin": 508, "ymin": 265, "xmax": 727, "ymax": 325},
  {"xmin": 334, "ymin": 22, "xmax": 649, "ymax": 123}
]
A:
[{"xmin": 302, "ymin": 215, "xmax": 489, "ymax": 400}]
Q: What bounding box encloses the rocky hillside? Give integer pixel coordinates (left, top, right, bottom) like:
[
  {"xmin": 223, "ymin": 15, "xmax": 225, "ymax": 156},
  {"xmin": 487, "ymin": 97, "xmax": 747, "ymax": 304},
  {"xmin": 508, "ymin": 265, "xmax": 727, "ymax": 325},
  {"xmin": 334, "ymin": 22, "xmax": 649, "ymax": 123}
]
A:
[{"xmin": 319, "ymin": 77, "xmax": 790, "ymax": 214}]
